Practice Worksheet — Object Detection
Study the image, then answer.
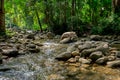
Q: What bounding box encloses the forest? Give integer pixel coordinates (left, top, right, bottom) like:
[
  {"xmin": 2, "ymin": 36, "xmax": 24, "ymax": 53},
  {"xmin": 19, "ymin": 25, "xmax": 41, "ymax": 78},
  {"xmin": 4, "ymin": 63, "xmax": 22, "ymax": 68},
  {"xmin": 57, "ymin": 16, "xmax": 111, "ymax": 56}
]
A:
[
  {"xmin": 1, "ymin": 0, "xmax": 120, "ymax": 80},
  {"xmin": 0, "ymin": 0, "xmax": 120, "ymax": 35}
]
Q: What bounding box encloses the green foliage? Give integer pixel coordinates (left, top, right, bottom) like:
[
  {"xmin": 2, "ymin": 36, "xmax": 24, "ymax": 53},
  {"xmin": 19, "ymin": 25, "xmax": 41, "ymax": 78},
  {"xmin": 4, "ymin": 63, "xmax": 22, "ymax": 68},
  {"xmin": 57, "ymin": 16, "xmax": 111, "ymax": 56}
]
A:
[
  {"xmin": 5, "ymin": 0, "xmax": 120, "ymax": 35},
  {"xmin": 32, "ymin": 24, "xmax": 40, "ymax": 30},
  {"xmin": 91, "ymin": 26, "xmax": 102, "ymax": 34},
  {"xmin": 101, "ymin": 17, "xmax": 120, "ymax": 35},
  {"xmin": 6, "ymin": 29, "xmax": 16, "ymax": 36}
]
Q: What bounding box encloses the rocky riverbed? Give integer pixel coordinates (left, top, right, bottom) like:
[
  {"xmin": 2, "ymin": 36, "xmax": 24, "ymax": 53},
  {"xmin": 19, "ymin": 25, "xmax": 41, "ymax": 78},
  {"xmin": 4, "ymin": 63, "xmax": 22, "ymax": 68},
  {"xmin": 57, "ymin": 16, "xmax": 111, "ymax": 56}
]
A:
[{"xmin": 0, "ymin": 30, "xmax": 120, "ymax": 80}]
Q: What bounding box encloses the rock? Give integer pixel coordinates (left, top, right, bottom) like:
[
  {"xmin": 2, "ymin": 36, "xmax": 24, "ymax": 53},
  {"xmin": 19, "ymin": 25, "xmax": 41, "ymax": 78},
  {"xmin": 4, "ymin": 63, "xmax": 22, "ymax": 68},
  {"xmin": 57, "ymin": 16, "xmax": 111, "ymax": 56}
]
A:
[
  {"xmin": 75, "ymin": 56, "xmax": 80, "ymax": 62},
  {"xmin": 54, "ymin": 35, "xmax": 60, "ymax": 39},
  {"xmin": 66, "ymin": 45, "xmax": 76, "ymax": 53},
  {"xmin": 79, "ymin": 58, "xmax": 91, "ymax": 64},
  {"xmin": 0, "ymin": 54, "xmax": 2, "ymax": 64},
  {"xmin": 107, "ymin": 56, "xmax": 116, "ymax": 61},
  {"xmin": 89, "ymin": 51, "xmax": 103, "ymax": 61},
  {"xmin": 0, "ymin": 48, "xmax": 3, "ymax": 52},
  {"xmin": 80, "ymin": 48, "xmax": 97, "ymax": 57},
  {"xmin": 26, "ymin": 43, "xmax": 40, "ymax": 53},
  {"xmin": 28, "ymin": 48, "xmax": 40, "ymax": 53},
  {"xmin": 74, "ymin": 41, "xmax": 84, "ymax": 47},
  {"xmin": 110, "ymin": 50, "xmax": 117, "ymax": 56},
  {"xmin": 2, "ymin": 49, "xmax": 19, "ymax": 57},
  {"xmin": 9, "ymin": 38, "xmax": 17, "ymax": 43},
  {"xmin": 111, "ymin": 41, "xmax": 120, "ymax": 44},
  {"xmin": 96, "ymin": 43, "xmax": 109, "ymax": 55},
  {"xmin": 26, "ymin": 34, "xmax": 35, "ymax": 40},
  {"xmin": 34, "ymin": 42, "xmax": 44, "ymax": 46},
  {"xmin": 0, "ymin": 39, "xmax": 5, "ymax": 42},
  {"xmin": 2, "ymin": 55, "xmax": 8, "ymax": 59},
  {"xmin": 27, "ymin": 44, "xmax": 36, "ymax": 48},
  {"xmin": 67, "ymin": 58, "xmax": 76, "ymax": 63},
  {"xmin": 107, "ymin": 60, "xmax": 120, "ymax": 68},
  {"xmin": 96, "ymin": 57, "xmax": 108, "ymax": 65},
  {"xmin": 47, "ymin": 74, "xmax": 65, "ymax": 80},
  {"xmin": 116, "ymin": 51, "xmax": 120, "ymax": 58},
  {"xmin": 71, "ymin": 51, "xmax": 79, "ymax": 57},
  {"xmin": 78, "ymin": 42, "xmax": 95, "ymax": 51},
  {"xmin": 17, "ymin": 34, "xmax": 24, "ymax": 38},
  {"xmin": 90, "ymin": 35, "xmax": 102, "ymax": 41},
  {"xmin": 61, "ymin": 32, "xmax": 77, "ymax": 40},
  {"xmin": 26, "ymin": 30, "xmax": 33, "ymax": 34},
  {"xmin": 60, "ymin": 37, "xmax": 71, "ymax": 44},
  {"xmin": 18, "ymin": 50, "xmax": 28, "ymax": 55},
  {"xmin": 0, "ymin": 66, "xmax": 16, "ymax": 71},
  {"xmin": 55, "ymin": 52, "xmax": 72, "ymax": 61},
  {"xmin": 35, "ymin": 36, "xmax": 40, "ymax": 40},
  {"xmin": 60, "ymin": 32, "xmax": 78, "ymax": 43},
  {"xmin": 46, "ymin": 32, "xmax": 55, "ymax": 39}
]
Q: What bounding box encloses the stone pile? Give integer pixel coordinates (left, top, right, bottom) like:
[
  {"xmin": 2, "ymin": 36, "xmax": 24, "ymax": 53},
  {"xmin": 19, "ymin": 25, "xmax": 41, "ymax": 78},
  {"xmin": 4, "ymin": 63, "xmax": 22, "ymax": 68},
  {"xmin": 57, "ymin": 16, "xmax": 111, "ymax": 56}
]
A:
[{"xmin": 56, "ymin": 39, "xmax": 120, "ymax": 68}]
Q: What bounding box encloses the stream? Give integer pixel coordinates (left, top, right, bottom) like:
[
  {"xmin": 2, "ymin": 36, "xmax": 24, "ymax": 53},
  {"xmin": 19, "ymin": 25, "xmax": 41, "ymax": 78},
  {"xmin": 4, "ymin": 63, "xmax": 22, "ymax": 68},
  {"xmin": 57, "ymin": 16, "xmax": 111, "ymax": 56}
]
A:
[
  {"xmin": 0, "ymin": 41, "xmax": 120, "ymax": 80},
  {"xmin": 0, "ymin": 42, "xmax": 68, "ymax": 80}
]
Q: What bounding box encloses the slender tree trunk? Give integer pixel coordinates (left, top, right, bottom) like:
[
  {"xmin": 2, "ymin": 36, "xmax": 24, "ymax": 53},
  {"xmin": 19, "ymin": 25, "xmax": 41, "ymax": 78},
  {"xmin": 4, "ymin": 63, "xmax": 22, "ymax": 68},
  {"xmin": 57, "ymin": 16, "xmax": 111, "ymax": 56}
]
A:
[
  {"xmin": 35, "ymin": 8, "xmax": 43, "ymax": 32},
  {"xmin": 44, "ymin": 0, "xmax": 48, "ymax": 24},
  {"xmin": 44, "ymin": 0, "xmax": 50, "ymax": 31},
  {"xmin": 64, "ymin": 0, "xmax": 67, "ymax": 24},
  {"xmin": 71, "ymin": 0, "xmax": 76, "ymax": 16},
  {"xmin": 13, "ymin": 2, "xmax": 18, "ymax": 25},
  {"xmin": 71, "ymin": 0, "xmax": 76, "ymax": 30},
  {"xmin": 0, "ymin": 0, "xmax": 5, "ymax": 34},
  {"xmin": 113, "ymin": 0, "xmax": 120, "ymax": 17}
]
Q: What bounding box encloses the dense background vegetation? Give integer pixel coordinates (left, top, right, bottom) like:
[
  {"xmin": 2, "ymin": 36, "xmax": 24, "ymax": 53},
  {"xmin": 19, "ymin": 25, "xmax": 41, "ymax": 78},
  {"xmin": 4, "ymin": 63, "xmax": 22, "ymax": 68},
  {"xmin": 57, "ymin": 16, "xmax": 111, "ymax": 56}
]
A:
[{"xmin": 4, "ymin": 0, "xmax": 120, "ymax": 35}]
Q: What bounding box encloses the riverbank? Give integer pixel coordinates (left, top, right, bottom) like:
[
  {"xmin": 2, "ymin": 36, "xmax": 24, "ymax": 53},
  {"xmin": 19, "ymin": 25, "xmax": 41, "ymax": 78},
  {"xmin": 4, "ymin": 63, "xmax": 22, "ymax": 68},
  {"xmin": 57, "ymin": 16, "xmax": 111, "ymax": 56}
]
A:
[{"xmin": 0, "ymin": 30, "xmax": 120, "ymax": 80}]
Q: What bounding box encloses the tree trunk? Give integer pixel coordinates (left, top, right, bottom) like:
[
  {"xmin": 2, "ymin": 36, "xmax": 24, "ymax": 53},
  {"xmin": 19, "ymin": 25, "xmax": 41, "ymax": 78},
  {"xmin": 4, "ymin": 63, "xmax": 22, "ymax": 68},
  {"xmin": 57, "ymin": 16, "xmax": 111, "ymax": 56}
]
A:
[
  {"xmin": 0, "ymin": 0, "xmax": 5, "ymax": 34},
  {"xmin": 71, "ymin": 0, "xmax": 76, "ymax": 30},
  {"xmin": 35, "ymin": 8, "xmax": 43, "ymax": 32},
  {"xmin": 44, "ymin": 0, "xmax": 48, "ymax": 24},
  {"xmin": 113, "ymin": 0, "xmax": 120, "ymax": 17},
  {"xmin": 71, "ymin": 0, "xmax": 76, "ymax": 16},
  {"xmin": 44, "ymin": 0, "xmax": 51, "ymax": 31}
]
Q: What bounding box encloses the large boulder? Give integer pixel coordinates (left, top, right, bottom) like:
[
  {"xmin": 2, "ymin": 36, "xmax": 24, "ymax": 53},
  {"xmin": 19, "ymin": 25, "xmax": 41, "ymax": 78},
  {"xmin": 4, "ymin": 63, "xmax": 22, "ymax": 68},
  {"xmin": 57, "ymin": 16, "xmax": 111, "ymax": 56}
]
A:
[
  {"xmin": 60, "ymin": 37, "xmax": 71, "ymax": 44},
  {"xmin": 60, "ymin": 32, "xmax": 78, "ymax": 43},
  {"xmin": 95, "ymin": 57, "xmax": 108, "ymax": 65},
  {"xmin": 26, "ymin": 44, "xmax": 40, "ymax": 53},
  {"xmin": 25, "ymin": 34, "xmax": 35, "ymax": 40},
  {"xmin": 79, "ymin": 58, "xmax": 91, "ymax": 64},
  {"xmin": 96, "ymin": 42, "xmax": 109, "ymax": 55},
  {"xmin": 27, "ymin": 44, "xmax": 36, "ymax": 49},
  {"xmin": 89, "ymin": 51, "xmax": 103, "ymax": 61},
  {"xmin": 66, "ymin": 45, "xmax": 76, "ymax": 53},
  {"xmin": 107, "ymin": 60, "xmax": 120, "ymax": 68},
  {"xmin": 71, "ymin": 50, "xmax": 79, "ymax": 57},
  {"xmin": 46, "ymin": 32, "xmax": 55, "ymax": 39},
  {"xmin": 2, "ymin": 48, "xmax": 19, "ymax": 57},
  {"xmin": 80, "ymin": 48, "xmax": 97, "ymax": 57},
  {"xmin": 28, "ymin": 48, "xmax": 40, "ymax": 53},
  {"xmin": 90, "ymin": 35, "xmax": 102, "ymax": 41},
  {"xmin": 67, "ymin": 58, "xmax": 77, "ymax": 63},
  {"xmin": 107, "ymin": 56, "xmax": 116, "ymax": 61},
  {"xmin": 116, "ymin": 51, "xmax": 120, "ymax": 58},
  {"xmin": 78, "ymin": 42, "xmax": 95, "ymax": 51},
  {"xmin": 55, "ymin": 52, "xmax": 72, "ymax": 61}
]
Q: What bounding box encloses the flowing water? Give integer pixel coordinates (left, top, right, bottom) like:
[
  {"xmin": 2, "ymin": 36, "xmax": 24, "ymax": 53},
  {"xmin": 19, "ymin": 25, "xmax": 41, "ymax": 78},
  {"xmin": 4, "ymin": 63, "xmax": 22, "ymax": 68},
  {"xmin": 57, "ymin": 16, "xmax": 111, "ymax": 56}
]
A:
[
  {"xmin": 0, "ymin": 42, "xmax": 68, "ymax": 80},
  {"xmin": 0, "ymin": 41, "xmax": 120, "ymax": 80}
]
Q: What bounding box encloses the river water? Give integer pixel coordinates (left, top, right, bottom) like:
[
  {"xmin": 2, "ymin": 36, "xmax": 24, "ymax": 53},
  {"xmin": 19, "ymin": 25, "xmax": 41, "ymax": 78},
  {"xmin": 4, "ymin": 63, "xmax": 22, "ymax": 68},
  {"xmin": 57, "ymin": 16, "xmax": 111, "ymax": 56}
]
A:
[
  {"xmin": 0, "ymin": 41, "xmax": 120, "ymax": 80},
  {"xmin": 0, "ymin": 42, "xmax": 68, "ymax": 80}
]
